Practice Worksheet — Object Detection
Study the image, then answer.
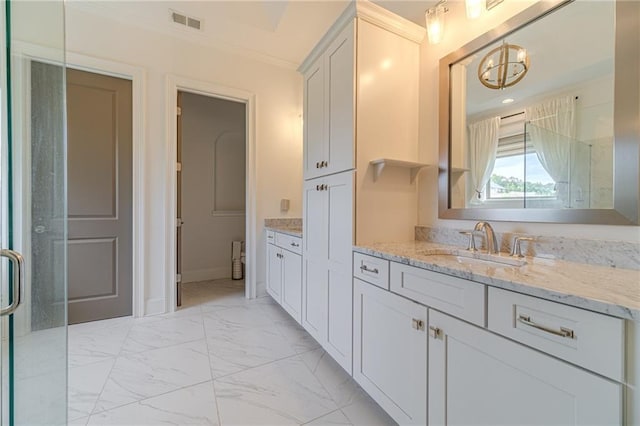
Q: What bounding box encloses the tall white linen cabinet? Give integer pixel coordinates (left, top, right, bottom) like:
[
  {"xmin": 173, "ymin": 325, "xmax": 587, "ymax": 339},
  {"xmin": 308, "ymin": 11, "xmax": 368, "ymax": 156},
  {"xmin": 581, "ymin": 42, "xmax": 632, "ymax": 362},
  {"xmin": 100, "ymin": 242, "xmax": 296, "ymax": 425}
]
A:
[{"xmin": 298, "ymin": 2, "xmax": 424, "ymax": 374}]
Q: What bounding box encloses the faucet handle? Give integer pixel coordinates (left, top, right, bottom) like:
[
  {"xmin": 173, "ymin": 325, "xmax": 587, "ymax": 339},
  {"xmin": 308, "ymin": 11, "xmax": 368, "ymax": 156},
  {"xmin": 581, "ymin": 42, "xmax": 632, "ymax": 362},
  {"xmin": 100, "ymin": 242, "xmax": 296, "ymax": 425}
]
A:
[
  {"xmin": 459, "ymin": 231, "xmax": 477, "ymax": 252},
  {"xmin": 511, "ymin": 236, "xmax": 535, "ymax": 258}
]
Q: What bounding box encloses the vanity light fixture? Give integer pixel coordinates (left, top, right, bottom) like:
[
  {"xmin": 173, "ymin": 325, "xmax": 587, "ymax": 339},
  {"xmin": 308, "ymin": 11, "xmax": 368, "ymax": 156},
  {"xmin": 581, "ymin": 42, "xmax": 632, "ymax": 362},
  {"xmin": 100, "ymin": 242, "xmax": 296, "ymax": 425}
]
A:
[
  {"xmin": 478, "ymin": 41, "xmax": 530, "ymax": 90},
  {"xmin": 465, "ymin": 0, "xmax": 486, "ymax": 19},
  {"xmin": 425, "ymin": 1, "xmax": 448, "ymax": 45}
]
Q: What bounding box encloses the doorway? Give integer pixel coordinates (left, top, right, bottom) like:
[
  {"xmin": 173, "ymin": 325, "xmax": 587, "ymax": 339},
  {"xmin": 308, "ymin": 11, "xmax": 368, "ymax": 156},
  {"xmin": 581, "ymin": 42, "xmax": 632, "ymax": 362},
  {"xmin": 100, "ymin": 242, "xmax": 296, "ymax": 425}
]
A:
[
  {"xmin": 65, "ymin": 68, "xmax": 133, "ymax": 324},
  {"xmin": 176, "ymin": 91, "xmax": 247, "ymax": 306}
]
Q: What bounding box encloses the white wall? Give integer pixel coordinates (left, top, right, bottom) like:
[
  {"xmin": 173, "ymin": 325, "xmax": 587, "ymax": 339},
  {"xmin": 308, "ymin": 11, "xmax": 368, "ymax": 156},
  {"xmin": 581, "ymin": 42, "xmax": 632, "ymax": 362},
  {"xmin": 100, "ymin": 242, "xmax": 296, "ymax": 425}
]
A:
[
  {"xmin": 66, "ymin": 6, "xmax": 303, "ymax": 314},
  {"xmin": 417, "ymin": 1, "xmax": 640, "ymax": 242},
  {"xmin": 181, "ymin": 93, "xmax": 245, "ymax": 283}
]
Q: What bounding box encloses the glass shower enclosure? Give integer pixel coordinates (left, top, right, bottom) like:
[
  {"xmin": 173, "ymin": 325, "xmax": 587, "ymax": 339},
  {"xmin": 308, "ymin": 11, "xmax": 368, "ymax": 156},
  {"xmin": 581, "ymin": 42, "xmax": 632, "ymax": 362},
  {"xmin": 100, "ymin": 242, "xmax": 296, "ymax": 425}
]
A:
[{"xmin": 1, "ymin": 0, "xmax": 67, "ymax": 424}]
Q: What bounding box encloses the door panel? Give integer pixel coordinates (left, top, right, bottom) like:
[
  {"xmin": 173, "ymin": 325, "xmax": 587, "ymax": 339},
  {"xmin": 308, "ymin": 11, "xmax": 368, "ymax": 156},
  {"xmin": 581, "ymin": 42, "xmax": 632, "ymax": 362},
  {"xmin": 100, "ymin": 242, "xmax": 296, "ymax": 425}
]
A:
[
  {"xmin": 302, "ymin": 258, "xmax": 327, "ymax": 343},
  {"xmin": 303, "ymin": 179, "xmax": 326, "ymax": 259},
  {"xmin": 325, "ymin": 171, "xmax": 353, "ymax": 372},
  {"xmin": 429, "ymin": 309, "xmax": 622, "ymax": 426},
  {"xmin": 68, "ymin": 238, "xmax": 116, "ymax": 298},
  {"xmin": 326, "ymin": 22, "xmax": 355, "ymax": 176},
  {"xmin": 303, "ymin": 59, "xmax": 324, "ymax": 180},
  {"xmin": 266, "ymin": 244, "xmax": 282, "ymax": 301},
  {"xmin": 281, "ymin": 251, "xmax": 302, "ymax": 323},
  {"xmin": 66, "ymin": 68, "xmax": 132, "ymax": 323},
  {"xmin": 353, "ymin": 279, "xmax": 427, "ymax": 425}
]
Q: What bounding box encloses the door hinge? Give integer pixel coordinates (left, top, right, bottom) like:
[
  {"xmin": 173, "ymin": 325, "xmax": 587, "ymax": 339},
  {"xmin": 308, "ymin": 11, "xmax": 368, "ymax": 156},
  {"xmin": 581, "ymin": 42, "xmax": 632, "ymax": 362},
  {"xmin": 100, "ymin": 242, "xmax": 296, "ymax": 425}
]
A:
[
  {"xmin": 176, "ymin": 218, "xmax": 184, "ymax": 227},
  {"xmin": 176, "ymin": 162, "xmax": 182, "ymax": 172},
  {"xmin": 176, "ymin": 273, "xmax": 182, "ymax": 283},
  {"xmin": 177, "ymin": 106, "xmax": 182, "ymax": 116}
]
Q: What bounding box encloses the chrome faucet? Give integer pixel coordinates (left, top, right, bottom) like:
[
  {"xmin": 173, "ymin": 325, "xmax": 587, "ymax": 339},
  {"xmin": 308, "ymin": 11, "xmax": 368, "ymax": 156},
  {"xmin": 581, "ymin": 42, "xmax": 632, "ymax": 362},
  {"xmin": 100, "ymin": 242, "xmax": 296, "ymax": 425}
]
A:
[{"xmin": 473, "ymin": 221, "xmax": 499, "ymax": 254}]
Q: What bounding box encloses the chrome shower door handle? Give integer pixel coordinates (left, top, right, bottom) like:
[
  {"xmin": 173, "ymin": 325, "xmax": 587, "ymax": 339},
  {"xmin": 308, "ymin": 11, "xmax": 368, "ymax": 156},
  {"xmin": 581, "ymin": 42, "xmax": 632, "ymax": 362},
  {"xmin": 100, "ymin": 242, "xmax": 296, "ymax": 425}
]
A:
[{"xmin": 0, "ymin": 249, "xmax": 25, "ymax": 316}]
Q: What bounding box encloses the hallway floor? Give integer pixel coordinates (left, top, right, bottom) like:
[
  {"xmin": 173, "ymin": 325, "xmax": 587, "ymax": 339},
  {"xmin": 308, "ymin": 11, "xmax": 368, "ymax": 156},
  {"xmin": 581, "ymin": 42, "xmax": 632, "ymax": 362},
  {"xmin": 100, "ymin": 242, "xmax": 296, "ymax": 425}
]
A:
[{"xmin": 68, "ymin": 279, "xmax": 396, "ymax": 425}]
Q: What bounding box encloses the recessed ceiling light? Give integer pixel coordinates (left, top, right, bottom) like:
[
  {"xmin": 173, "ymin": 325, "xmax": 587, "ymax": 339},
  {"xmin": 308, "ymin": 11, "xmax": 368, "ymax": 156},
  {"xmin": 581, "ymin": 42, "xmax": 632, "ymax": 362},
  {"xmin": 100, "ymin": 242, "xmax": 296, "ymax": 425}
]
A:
[{"xmin": 502, "ymin": 98, "xmax": 515, "ymax": 104}]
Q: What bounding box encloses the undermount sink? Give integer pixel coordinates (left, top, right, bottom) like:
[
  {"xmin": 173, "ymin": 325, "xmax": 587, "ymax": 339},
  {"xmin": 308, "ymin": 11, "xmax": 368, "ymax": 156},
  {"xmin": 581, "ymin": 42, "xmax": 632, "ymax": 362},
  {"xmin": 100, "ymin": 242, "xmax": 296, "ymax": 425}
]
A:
[{"xmin": 418, "ymin": 249, "xmax": 527, "ymax": 268}]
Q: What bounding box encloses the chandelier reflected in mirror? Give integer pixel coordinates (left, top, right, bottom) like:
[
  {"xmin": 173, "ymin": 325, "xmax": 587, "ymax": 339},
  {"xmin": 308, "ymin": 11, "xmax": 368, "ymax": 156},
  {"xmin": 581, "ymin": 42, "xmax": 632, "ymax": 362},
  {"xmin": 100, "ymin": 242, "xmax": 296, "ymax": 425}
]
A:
[{"xmin": 478, "ymin": 41, "xmax": 530, "ymax": 90}]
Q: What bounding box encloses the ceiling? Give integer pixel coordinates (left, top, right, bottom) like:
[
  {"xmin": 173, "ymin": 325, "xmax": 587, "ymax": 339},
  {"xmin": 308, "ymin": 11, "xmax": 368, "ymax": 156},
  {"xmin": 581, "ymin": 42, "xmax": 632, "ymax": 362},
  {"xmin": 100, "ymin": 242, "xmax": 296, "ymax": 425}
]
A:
[
  {"xmin": 463, "ymin": 1, "xmax": 615, "ymax": 118},
  {"xmin": 66, "ymin": 0, "xmax": 432, "ymax": 68}
]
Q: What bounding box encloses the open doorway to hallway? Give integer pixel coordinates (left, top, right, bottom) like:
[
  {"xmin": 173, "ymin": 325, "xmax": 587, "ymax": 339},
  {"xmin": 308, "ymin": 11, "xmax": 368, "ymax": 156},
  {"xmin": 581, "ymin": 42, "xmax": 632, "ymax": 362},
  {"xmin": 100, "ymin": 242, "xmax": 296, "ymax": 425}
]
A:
[{"xmin": 176, "ymin": 91, "xmax": 247, "ymax": 306}]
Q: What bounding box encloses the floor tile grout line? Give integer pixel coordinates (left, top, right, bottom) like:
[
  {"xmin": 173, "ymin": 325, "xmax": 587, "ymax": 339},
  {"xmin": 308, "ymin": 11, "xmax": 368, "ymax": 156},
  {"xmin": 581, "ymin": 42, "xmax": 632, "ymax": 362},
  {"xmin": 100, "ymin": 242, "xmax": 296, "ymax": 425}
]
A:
[
  {"xmin": 117, "ymin": 334, "xmax": 207, "ymax": 357},
  {"xmin": 297, "ymin": 349, "xmax": 358, "ymax": 412},
  {"xmin": 211, "ymin": 347, "xmax": 318, "ymax": 383},
  {"xmin": 202, "ymin": 310, "xmax": 223, "ymax": 426},
  {"xmin": 88, "ymin": 379, "xmax": 215, "ymax": 420},
  {"xmin": 300, "ymin": 407, "xmax": 350, "ymax": 426},
  {"xmin": 86, "ymin": 316, "xmax": 139, "ymax": 416}
]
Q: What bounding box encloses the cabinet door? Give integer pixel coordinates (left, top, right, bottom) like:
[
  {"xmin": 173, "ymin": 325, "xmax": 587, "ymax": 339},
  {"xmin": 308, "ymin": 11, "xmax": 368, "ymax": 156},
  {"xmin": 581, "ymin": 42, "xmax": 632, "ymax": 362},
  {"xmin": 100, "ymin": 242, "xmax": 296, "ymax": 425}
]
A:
[
  {"xmin": 302, "ymin": 179, "xmax": 328, "ymax": 342},
  {"xmin": 353, "ymin": 279, "xmax": 427, "ymax": 425},
  {"xmin": 325, "ymin": 171, "xmax": 354, "ymax": 373},
  {"xmin": 266, "ymin": 244, "xmax": 282, "ymax": 302},
  {"xmin": 281, "ymin": 250, "xmax": 302, "ymax": 324},
  {"xmin": 325, "ymin": 21, "xmax": 355, "ymax": 176},
  {"xmin": 428, "ymin": 309, "xmax": 622, "ymax": 426},
  {"xmin": 303, "ymin": 56, "xmax": 325, "ymax": 180}
]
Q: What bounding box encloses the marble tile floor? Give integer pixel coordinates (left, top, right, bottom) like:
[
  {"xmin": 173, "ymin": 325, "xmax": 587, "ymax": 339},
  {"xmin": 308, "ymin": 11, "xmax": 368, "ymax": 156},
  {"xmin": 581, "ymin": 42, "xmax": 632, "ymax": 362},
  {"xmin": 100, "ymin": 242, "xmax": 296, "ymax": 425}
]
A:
[{"xmin": 68, "ymin": 279, "xmax": 396, "ymax": 425}]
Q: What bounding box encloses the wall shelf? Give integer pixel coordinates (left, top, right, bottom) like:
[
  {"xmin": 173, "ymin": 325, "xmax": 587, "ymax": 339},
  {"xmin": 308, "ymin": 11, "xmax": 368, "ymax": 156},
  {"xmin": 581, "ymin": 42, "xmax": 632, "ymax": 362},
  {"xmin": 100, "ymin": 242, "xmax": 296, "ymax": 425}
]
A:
[
  {"xmin": 451, "ymin": 167, "xmax": 470, "ymax": 173},
  {"xmin": 370, "ymin": 158, "xmax": 433, "ymax": 183}
]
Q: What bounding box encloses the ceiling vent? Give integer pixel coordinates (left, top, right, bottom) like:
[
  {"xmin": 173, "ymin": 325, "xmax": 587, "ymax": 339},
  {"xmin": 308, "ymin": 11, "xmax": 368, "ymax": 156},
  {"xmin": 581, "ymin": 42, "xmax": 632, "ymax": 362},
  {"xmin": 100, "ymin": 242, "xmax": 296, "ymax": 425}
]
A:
[{"xmin": 170, "ymin": 10, "xmax": 203, "ymax": 31}]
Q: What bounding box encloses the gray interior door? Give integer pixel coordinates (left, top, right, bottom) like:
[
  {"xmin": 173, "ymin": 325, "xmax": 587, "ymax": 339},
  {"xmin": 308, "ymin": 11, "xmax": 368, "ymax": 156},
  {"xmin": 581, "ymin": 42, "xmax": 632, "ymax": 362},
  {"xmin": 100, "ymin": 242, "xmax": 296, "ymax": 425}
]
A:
[{"xmin": 66, "ymin": 68, "xmax": 132, "ymax": 324}]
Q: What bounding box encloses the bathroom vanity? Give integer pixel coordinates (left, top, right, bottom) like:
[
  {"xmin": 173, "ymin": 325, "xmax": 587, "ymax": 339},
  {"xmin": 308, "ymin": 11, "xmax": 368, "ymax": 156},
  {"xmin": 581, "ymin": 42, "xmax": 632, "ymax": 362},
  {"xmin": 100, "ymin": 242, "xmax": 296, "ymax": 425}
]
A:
[
  {"xmin": 265, "ymin": 225, "xmax": 303, "ymax": 324},
  {"xmin": 351, "ymin": 242, "xmax": 638, "ymax": 425}
]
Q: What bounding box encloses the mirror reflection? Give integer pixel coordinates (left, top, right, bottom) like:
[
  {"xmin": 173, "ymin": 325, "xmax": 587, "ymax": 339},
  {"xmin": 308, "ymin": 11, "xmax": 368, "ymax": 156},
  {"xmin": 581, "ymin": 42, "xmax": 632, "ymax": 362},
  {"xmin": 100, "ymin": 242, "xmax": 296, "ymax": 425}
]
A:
[{"xmin": 449, "ymin": 1, "xmax": 615, "ymax": 210}]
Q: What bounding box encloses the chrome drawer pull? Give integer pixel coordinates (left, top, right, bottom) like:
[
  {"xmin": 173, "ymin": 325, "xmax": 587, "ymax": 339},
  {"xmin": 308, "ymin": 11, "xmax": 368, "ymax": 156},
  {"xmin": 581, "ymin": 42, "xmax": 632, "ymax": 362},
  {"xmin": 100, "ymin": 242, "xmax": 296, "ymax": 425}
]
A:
[
  {"xmin": 290, "ymin": 242, "xmax": 300, "ymax": 247},
  {"xmin": 517, "ymin": 315, "xmax": 575, "ymax": 339},
  {"xmin": 360, "ymin": 265, "xmax": 379, "ymax": 274}
]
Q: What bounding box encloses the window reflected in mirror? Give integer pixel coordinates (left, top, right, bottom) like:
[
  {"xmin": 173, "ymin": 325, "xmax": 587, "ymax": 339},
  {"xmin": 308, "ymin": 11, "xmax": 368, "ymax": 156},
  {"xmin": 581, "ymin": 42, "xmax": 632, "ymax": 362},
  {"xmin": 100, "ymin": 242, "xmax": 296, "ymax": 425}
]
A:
[{"xmin": 449, "ymin": 0, "xmax": 615, "ymax": 211}]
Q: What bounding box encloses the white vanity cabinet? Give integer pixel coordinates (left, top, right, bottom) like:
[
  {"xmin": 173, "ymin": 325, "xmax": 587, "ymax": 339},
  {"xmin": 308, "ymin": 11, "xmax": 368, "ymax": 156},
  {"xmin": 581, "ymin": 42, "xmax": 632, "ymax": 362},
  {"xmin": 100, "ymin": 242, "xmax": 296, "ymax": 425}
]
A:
[
  {"xmin": 266, "ymin": 242, "xmax": 283, "ymax": 301},
  {"xmin": 428, "ymin": 308, "xmax": 622, "ymax": 426},
  {"xmin": 303, "ymin": 23, "xmax": 355, "ymax": 180},
  {"xmin": 265, "ymin": 231, "xmax": 302, "ymax": 323},
  {"xmin": 351, "ymin": 250, "xmax": 628, "ymax": 426},
  {"xmin": 300, "ymin": 1, "xmax": 423, "ymax": 376},
  {"xmin": 302, "ymin": 171, "xmax": 354, "ymax": 372},
  {"xmin": 353, "ymin": 278, "xmax": 427, "ymax": 425}
]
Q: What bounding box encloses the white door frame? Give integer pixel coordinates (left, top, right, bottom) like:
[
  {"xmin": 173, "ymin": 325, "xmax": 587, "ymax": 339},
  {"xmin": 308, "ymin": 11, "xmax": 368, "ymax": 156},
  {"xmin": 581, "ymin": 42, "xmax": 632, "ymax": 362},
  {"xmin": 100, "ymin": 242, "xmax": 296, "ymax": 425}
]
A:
[
  {"xmin": 166, "ymin": 75, "xmax": 257, "ymax": 312},
  {"xmin": 13, "ymin": 43, "xmax": 147, "ymax": 318}
]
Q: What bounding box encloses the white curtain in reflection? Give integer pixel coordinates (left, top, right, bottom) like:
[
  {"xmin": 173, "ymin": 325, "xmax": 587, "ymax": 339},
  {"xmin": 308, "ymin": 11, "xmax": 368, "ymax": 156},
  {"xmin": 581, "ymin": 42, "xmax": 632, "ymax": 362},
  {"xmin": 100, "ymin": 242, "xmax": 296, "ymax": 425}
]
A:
[
  {"xmin": 524, "ymin": 96, "xmax": 576, "ymax": 184},
  {"xmin": 468, "ymin": 116, "xmax": 501, "ymax": 202}
]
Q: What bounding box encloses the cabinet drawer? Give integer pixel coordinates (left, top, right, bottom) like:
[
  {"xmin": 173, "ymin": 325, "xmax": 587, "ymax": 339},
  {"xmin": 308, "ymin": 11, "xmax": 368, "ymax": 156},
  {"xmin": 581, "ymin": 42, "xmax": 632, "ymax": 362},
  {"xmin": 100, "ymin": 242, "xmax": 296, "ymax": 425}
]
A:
[
  {"xmin": 275, "ymin": 232, "xmax": 302, "ymax": 254},
  {"xmin": 390, "ymin": 263, "xmax": 485, "ymax": 326},
  {"xmin": 488, "ymin": 287, "xmax": 625, "ymax": 382},
  {"xmin": 353, "ymin": 253, "xmax": 389, "ymax": 290},
  {"xmin": 266, "ymin": 230, "xmax": 275, "ymax": 243}
]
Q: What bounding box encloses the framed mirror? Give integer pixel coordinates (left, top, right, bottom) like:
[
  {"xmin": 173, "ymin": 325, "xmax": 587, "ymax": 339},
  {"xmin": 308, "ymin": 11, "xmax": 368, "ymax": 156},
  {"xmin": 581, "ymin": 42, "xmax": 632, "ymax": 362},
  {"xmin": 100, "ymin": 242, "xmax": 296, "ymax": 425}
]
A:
[{"xmin": 438, "ymin": 0, "xmax": 639, "ymax": 225}]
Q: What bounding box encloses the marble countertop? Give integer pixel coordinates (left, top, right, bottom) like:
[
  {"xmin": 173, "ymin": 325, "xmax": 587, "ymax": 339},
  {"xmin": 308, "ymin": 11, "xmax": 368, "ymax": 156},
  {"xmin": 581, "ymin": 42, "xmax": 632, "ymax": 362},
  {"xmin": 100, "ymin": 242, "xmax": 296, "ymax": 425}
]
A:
[
  {"xmin": 265, "ymin": 225, "xmax": 302, "ymax": 238},
  {"xmin": 354, "ymin": 241, "xmax": 640, "ymax": 321}
]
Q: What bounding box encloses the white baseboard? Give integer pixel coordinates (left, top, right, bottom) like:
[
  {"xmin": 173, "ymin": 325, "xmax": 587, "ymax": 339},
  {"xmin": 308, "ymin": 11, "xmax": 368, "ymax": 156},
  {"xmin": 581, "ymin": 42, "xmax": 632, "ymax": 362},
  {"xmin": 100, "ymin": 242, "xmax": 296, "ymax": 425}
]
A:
[
  {"xmin": 144, "ymin": 298, "xmax": 166, "ymax": 316},
  {"xmin": 182, "ymin": 267, "xmax": 230, "ymax": 283},
  {"xmin": 256, "ymin": 280, "xmax": 267, "ymax": 298}
]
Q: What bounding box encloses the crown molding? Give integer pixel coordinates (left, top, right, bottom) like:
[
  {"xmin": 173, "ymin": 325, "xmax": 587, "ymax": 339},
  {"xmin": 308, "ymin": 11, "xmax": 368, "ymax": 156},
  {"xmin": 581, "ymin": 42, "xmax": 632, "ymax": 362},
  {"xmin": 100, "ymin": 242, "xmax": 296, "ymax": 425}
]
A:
[
  {"xmin": 66, "ymin": 2, "xmax": 299, "ymax": 71},
  {"xmin": 298, "ymin": 0, "xmax": 425, "ymax": 73}
]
